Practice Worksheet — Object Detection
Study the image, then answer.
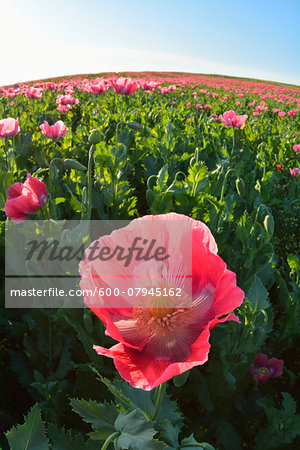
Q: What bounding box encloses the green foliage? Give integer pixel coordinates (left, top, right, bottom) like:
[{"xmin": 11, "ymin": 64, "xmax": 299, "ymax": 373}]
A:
[
  {"xmin": 256, "ymin": 393, "xmax": 300, "ymax": 449},
  {"xmin": 5, "ymin": 404, "xmax": 49, "ymax": 450},
  {"xmin": 1, "ymin": 74, "xmax": 299, "ymax": 449}
]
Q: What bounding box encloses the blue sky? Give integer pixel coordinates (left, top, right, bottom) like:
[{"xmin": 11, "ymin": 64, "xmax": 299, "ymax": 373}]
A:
[{"xmin": 1, "ymin": 0, "xmax": 299, "ymax": 86}]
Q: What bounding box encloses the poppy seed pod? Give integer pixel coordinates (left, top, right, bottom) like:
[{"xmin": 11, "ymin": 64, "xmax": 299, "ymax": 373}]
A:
[{"xmin": 88, "ymin": 129, "xmax": 102, "ymax": 145}]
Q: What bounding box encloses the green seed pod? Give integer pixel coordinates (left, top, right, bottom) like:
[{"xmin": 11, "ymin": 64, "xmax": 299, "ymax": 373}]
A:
[
  {"xmin": 263, "ymin": 214, "xmax": 275, "ymax": 235},
  {"xmin": 235, "ymin": 178, "xmax": 245, "ymax": 197},
  {"xmin": 64, "ymin": 158, "xmax": 87, "ymax": 171},
  {"xmin": 88, "ymin": 129, "xmax": 102, "ymax": 145}
]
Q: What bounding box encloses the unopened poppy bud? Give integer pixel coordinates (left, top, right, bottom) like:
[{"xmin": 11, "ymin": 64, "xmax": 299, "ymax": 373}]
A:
[
  {"xmin": 88, "ymin": 129, "xmax": 102, "ymax": 145},
  {"xmin": 263, "ymin": 214, "xmax": 275, "ymax": 235},
  {"xmin": 64, "ymin": 159, "xmax": 87, "ymax": 171},
  {"xmin": 126, "ymin": 121, "xmax": 142, "ymax": 130},
  {"xmin": 236, "ymin": 178, "xmax": 245, "ymax": 197},
  {"xmin": 146, "ymin": 189, "xmax": 155, "ymax": 205}
]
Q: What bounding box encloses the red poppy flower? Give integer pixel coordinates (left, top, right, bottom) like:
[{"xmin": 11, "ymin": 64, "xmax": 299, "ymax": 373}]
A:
[
  {"xmin": 5, "ymin": 174, "xmax": 48, "ymax": 223},
  {"xmin": 79, "ymin": 213, "xmax": 244, "ymax": 390}
]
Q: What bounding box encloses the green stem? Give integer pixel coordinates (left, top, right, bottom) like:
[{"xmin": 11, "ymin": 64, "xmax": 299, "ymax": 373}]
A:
[
  {"xmin": 101, "ymin": 431, "xmax": 120, "ymax": 450},
  {"xmin": 232, "ymin": 128, "xmax": 235, "ymax": 152},
  {"xmin": 219, "ymin": 168, "xmax": 239, "ymax": 203},
  {"xmin": 87, "ymin": 144, "xmax": 95, "ymax": 220},
  {"xmin": 152, "ymin": 382, "xmax": 166, "ymax": 421}
]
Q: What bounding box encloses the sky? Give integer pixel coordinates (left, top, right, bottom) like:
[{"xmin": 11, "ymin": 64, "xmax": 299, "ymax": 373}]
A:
[{"xmin": 1, "ymin": 0, "xmax": 299, "ymax": 86}]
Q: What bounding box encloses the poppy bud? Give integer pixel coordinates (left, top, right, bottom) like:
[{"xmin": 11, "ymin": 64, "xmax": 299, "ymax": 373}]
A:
[
  {"xmin": 235, "ymin": 178, "xmax": 245, "ymax": 197},
  {"xmin": 64, "ymin": 159, "xmax": 87, "ymax": 171},
  {"xmin": 263, "ymin": 214, "xmax": 275, "ymax": 235},
  {"xmin": 126, "ymin": 121, "xmax": 142, "ymax": 130},
  {"xmin": 146, "ymin": 189, "xmax": 155, "ymax": 205},
  {"xmin": 88, "ymin": 129, "xmax": 102, "ymax": 145}
]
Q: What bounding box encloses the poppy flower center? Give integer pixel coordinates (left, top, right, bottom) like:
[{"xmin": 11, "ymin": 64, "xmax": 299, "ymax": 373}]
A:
[
  {"xmin": 147, "ymin": 296, "xmax": 176, "ymax": 318},
  {"xmin": 258, "ymin": 367, "xmax": 270, "ymax": 375}
]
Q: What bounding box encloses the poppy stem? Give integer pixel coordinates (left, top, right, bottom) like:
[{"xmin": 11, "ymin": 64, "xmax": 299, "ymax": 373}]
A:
[
  {"xmin": 101, "ymin": 431, "xmax": 120, "ymax": 450},
  {"xmin": 152, "ymin": 382, "xmax": 167, "ymax": 421},
  {"xmin": 87, "ymin": 144, "xmax": 95, "ymax": 220}
]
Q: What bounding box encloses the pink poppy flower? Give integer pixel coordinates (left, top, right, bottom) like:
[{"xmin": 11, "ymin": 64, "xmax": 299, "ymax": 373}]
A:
[
  {"xmin": 25, "ymin": 87, "xmax": 43, "ymax": 99},
  {"xmin": 79, "ymin": 213, "xmax": 244, "ymax": 390},
  {"xmin": 219, "ymin": 110, "xmax": 248, "ymax": 129},
  {"xmin": 40, "ymin": 120, "xmax": 68, "ymax": 139},
  {"xmin": 111, "ymin": 77, "xmax": 139, "ymax": 96},
  {"xmin": 89, "ymin": 81, "xmax": 107, "ymax": 95},
  {"xmin": 57, "ymin": 104, "xmax": 71, "ymax": 113},
  {"xmin": 5, "ymin": 174, "xmax": 48, "ymax": 223},
  {"xmin": 56, "ymin": 94, "xmax": 79, "ymax": 105},
  {"xmin": 0, "ymin": 117, "xmax": 20, "ymax": 138},
  {"xmin": 293, "ymin": 144, "xmax": 300, "ymax": 152},
  {"xmin": 250, "ymin": 353, "xmax": 283, "ymax": 383},
  {"xmin": 278, "ymin": 111, "xmax": 286, "ymax": 117},
  {"xmin": 289, "ymin": 168, "xmax": 300, "ymax": 177}
]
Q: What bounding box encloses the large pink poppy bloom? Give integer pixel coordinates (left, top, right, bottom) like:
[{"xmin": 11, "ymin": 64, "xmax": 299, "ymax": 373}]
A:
[
  {"xmin": 40, "ymin": 120, "xmax": 68, "ymax": 139},
  {"xmin": 79, "ymin": 213, "xmax": 244, "ymax": 390},
  {"xmin": 5, "ymin": 174, "xmax": 48, "ymax": 223},
  {"xmin": 0, "ymin": 117, "xmax": 20, "ymax": 138},
  {"xmin": 111, "ymin": 77, "xmax": 139, "ymax": 96},
  {"xmin": 219, "ymin": 110, "xmax": 248, "ymax": 129}
]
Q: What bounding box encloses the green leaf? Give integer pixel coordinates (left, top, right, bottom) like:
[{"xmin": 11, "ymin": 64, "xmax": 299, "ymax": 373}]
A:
[
  {"xmin": 281, "ymin": 392, "xmax": 297, "ymax": 415},
  {"xmin": 5, "ymin": 404, "xmax": 49, "ymax": 450},
  {"xmin": 70, "ymin": 398, "xmax": 117, "ymax": 439},
  {"xmin": 54, "ymin": 197, "xmax": 66, "ymax": 205},
  {"xmin": 247, "ymin": 276, "xmax": 270, "ymax": 312},
  {"xmin": 113, "ymin": 378, "xmax": 155, "ymax": 419},
  {"xmin": 114, "ymin": 409, "xmax": 164, "ymax": 449},
  {"xmin": 181, "ymin": 434, "xmax": 215, "ymax": 449},
  {"xmin": 48, "ymin": 424, "xmax": 98, "ymax": 450},
  {"xmin": 287, "ymin": 254, "xmax": 300, "ymax": 273},
  {"xmin": 214, "ymin": 420, "xmax": 242, "ymax": 450},
  {"xmin": 173, "ymin": 370, "xmax": 190, "ymax": 387}
]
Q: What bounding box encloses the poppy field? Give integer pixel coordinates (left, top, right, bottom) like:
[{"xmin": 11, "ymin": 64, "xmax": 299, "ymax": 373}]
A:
[{"xmin": 0, "ymin": 72, "xmax": 300, "ymax": 449}]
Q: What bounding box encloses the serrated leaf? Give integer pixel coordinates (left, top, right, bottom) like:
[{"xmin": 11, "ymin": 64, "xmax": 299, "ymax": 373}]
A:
[
  {"xmin": 247, "ymin": 276, "xmax": 270, "ymax": 311},
  {"xmin": 48, "ymin": 424, "xmax": 98, "ymax": 450},
  {"xmin": 5, "ymin": 404, "xmax": 49, "ymax": 450},
  {"xmin": 113, "ymin": 378, "xmax": 155, "ymax": 419},
  {"xmin": 214, "ymin": 420, "xmax": 242, "ymax": 450},
  {"xmin": 157, "ymin": 391, "xmax": 183, "ymax": 427},
  {"xmin": 181, "ymin": 434, "xmax": 215, "ymax": 449},
  {"xmin": 281, "ymin": 392, "xmax": 296, "ymax": 415},
  {"xmin": 114, "ymin": 409, "xmax": 164, "ymax": 449},
  {"xmin": 70, "ymin": 399, "xmax": 117, "ymax": 439},
  {"xmin": 159, "ymin": 420, "xmax": 180, "ymax": 447}
]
